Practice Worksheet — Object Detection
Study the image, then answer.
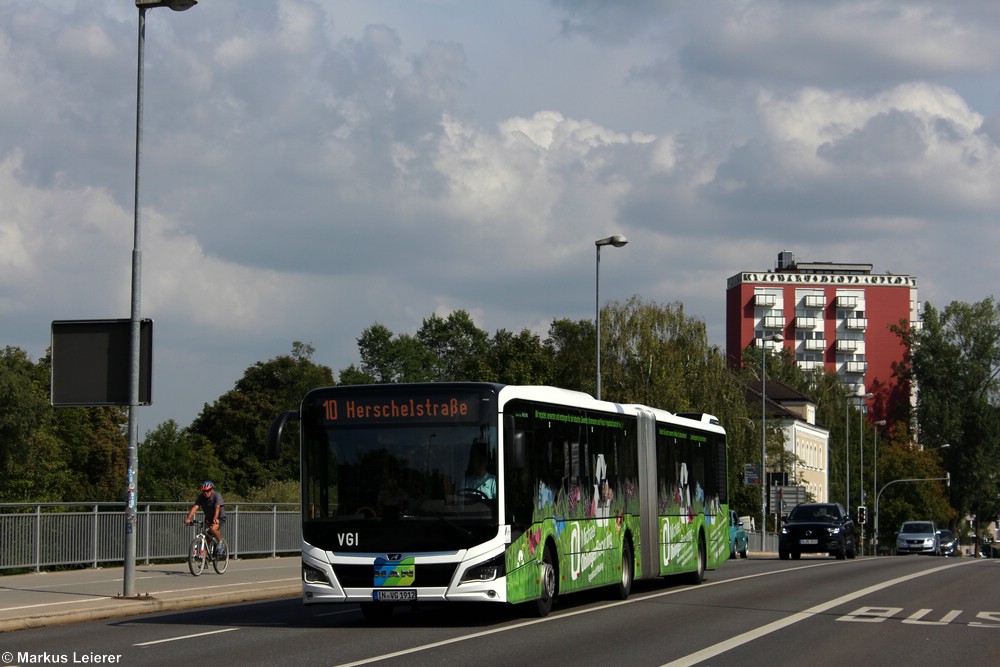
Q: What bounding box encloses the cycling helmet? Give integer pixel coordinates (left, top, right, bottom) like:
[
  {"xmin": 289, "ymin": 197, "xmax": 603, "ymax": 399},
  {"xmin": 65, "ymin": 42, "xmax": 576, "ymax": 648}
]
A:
[{"xmin": 201, "ymin": 481, "xmax": 214, "ymax": 491}]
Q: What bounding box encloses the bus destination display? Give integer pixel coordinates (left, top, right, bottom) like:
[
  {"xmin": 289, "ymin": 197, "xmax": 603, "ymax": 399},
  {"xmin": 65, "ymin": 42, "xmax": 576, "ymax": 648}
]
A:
[{"xmin": 319, "ymin": 392, "xmax": 482, "ymax": 424}]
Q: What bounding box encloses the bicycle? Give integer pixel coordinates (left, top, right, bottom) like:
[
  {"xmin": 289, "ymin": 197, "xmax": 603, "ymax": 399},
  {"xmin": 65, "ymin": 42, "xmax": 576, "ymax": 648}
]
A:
[{"xmin": 187, "ymin": 519, "xmax": 229, "ymax": 576}]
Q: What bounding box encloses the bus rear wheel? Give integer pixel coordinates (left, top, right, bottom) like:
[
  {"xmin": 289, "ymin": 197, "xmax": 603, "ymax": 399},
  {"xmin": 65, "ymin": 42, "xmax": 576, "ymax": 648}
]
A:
[
  {"xmin": 535, "ymin": 548, "xmax": 557, "ymax": 617},
  {"xmin": 613, "ymin": 538, "xmax": 634, "ymax": 600}
]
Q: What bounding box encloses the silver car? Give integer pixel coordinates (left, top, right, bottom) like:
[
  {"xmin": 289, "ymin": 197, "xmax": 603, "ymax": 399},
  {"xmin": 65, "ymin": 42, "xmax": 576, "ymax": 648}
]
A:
[{"xmin": 896, "ymin": 521, "xmax": 940, "ymax": 555}]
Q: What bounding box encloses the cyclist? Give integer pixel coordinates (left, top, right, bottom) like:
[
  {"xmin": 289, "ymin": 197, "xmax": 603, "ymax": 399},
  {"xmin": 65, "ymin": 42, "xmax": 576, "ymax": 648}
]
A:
[{"xmin": 185, "ymin": 481, "xmax": 226, "ymax": 556}]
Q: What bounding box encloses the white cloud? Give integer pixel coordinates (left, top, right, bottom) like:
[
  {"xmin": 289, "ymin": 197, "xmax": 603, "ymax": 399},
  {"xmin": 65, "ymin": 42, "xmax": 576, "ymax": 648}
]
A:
[{"xmin": 3, "ymin": 0, "xmax": 1000, "ymax": 430}]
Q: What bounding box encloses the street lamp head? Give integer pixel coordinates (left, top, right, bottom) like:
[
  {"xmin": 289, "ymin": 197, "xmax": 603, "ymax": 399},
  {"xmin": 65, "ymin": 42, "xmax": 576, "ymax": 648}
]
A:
[
  {"xmin": 596, "ymin": 235, "xmax": 628, "ymax": 248},
  {"xmin": 137, "ymin": 0, "xmax": 197, "ymax": 10},
  {"xmin": 874, "ymin": 419, "xmax": 887, "ymax": 426},
  {"xmin": 766, "ymin": 333, "xmax": 783, "ymax": 343}
]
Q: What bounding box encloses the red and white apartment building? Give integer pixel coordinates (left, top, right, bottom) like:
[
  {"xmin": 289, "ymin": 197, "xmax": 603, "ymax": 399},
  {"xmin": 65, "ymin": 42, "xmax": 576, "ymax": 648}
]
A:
[{"xmin": 726, "ymin": 250, "xmax": 921, "ymax": 424}]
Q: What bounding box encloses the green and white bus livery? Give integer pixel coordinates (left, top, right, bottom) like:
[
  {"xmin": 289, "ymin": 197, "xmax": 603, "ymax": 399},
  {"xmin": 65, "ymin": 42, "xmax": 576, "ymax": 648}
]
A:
[{"xmin": 266, "ymin": 383, "xmax": 730, "ymax": 619}]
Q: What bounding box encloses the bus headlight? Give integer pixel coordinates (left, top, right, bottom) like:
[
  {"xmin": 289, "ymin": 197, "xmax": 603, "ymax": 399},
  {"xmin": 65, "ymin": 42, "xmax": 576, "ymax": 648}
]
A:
[
  {"xmin": 460, "ymin": 555, "xmax": 506, "ymax": 584},
  {"xmin": 303, "ymin": 562, "xmax": 330, "ymax": 585}
]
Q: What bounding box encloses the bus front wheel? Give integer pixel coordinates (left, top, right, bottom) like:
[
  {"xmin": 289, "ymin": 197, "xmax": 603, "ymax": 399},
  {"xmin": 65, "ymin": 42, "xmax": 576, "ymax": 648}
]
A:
[{"xmin": 535, "ymin": 548, "xmax": 557, "ymax": 617}]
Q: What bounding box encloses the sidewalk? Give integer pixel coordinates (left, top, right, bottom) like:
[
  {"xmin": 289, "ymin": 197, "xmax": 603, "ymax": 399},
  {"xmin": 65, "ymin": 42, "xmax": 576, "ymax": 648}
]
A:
[{"xmin": 0, "ymin": 556, "xmax": 301, "ymax": 633}]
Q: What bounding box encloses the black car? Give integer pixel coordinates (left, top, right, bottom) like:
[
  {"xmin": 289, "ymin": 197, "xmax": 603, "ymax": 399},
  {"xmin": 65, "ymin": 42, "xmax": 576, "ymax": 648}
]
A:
[
  {"xmin": 779, "ymin": 502, "xmax": 857, "ymax": 560},
  {"xmin": 936, "ymin": 529, "xmax": 959, "ymax": 557}
]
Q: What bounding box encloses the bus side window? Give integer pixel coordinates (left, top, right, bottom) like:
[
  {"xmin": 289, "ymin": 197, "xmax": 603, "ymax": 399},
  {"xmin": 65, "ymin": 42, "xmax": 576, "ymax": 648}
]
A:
[{"xmin": 511, "ymin": 430, "xmax": 526, "ymax": 470}]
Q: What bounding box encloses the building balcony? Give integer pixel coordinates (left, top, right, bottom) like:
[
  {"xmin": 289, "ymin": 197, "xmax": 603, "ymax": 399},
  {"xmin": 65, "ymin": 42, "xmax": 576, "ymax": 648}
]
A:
[
  {"xmin": 798, "ymin": 360, "xmax": 823, "ymax": 371},
  {"xmin": 845, "ymin": 361, "xmax": 868, "ymax": 374},
  {"xmin": 836, "ymin": 295, "xmax": 858, "ymax": 308},
  {"xmin": 836, "ymin": 339, "xmax": 859, "ymax": 352},
  {"xmin": 763, "ymin": 315, "xmax": 785, "ymax": 329},
  {"xmin": 755, "ymin": 294, "xmax": 776, "ymax": 307},
  {"xmin": 795, "ymin": 316, "xmax": 819, "ymax": 329},
  {"xmin": 804, "ymin": 338, "xmax": 826, "ymax": 352},
  {"xmin": 803, "ymin": 295, "xmax": 826, "ymax": 309},
  {"xmin": 845, "ymin": 317, "xmax": 868, "ymax": 330}
]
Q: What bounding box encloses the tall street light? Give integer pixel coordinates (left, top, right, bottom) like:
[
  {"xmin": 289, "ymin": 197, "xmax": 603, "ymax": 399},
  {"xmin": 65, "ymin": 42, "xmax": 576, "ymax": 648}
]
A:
[
  {"xmin": 594, "ymin": 235, "xmax": 628, "ymax": 400},
  {"xmin": 872, "ymin": 419, "xmax": 886, "ymax": 554},
  {"xmin": 125, "ymin": 0, "xmax": 197, "ymax": 599},
  {"xmin": 761, "ymin": 332, "xmax": 783, "ymax": 544}
]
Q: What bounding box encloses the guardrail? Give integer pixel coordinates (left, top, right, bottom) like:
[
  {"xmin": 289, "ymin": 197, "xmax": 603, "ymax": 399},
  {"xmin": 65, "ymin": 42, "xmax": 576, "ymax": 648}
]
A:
[
  {"xmin": 0, "ymin": 502, "xmax": 301, "ymax": 572},
  {"xmin": 747, "ymin": 531, "xmax": 779, "ymax": 554}
]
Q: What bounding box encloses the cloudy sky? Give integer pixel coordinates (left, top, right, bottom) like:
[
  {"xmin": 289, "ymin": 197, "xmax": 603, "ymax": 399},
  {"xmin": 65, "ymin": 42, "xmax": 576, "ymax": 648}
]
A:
[{"xmin": 3, "ymin": 1, "xmax": 1000, "ymax": 432}]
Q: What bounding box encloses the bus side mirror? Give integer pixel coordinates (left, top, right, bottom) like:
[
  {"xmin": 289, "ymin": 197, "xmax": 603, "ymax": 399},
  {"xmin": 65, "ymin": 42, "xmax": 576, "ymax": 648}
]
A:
[{"xmin": 266, "ymin": 409, "xmax": 299, "ymax": 459}]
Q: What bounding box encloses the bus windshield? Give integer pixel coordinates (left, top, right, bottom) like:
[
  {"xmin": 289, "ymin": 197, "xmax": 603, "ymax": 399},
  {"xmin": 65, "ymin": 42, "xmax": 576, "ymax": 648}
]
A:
[{"xmin": 300, "ymin": 386, "xmax": 500, "ymax": 552}]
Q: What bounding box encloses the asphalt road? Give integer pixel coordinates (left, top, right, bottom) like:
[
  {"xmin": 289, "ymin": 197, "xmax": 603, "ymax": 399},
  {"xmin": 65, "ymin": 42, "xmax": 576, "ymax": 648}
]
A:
[{"xmin": 3, "ymin": 554, "xmax": 998, "ymax": 666}]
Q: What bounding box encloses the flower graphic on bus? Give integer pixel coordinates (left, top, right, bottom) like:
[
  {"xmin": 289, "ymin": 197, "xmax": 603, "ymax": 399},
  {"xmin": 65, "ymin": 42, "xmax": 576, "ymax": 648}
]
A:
[
  {"xmin": 527, "ymin": 527, "xmax": 542, "ymax": 554},
  {"xmin": 567, "ymin": 485, "xmax": 582, "ymax": 515},
  {"xmin": 537, "ymin": 480, "xmax": 554, "ymax": 510}
]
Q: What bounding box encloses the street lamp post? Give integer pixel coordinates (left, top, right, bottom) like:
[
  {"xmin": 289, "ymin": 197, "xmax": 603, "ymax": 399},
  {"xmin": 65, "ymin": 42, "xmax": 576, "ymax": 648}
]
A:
[
  {"xmin": 872, "ymin": 419, "xmax": 886, "ymax": 554},
  {"xmin": 125, "ymin": 0, "xmax": 196, "ymax": 599},
  {"xmin": 594, "ymin": 235, "xmax": 628, "ymax": 400},
  {"xmin": 761, "ymin": 332, "xmax": 783, "ymax": 546}
]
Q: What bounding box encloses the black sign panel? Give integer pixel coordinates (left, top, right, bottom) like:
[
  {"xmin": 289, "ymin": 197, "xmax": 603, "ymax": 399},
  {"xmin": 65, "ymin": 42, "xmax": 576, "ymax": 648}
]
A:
[{"xmin": 50, "ymin": 319, "xmax": 152, "ymax": 406}]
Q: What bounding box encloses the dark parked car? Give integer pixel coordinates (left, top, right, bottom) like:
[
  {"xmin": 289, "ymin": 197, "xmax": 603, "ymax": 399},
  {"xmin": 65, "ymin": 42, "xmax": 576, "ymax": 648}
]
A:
[
  {"xmin": 936, "ymin": 529, "xmax": 958, "ymax": 557},
  {"xmin": 729, "ymin": 510, "xmax": 748, "ymax": 559},
  {"xmin": 779, "ymin": 502, "xmax": 857, "ymax": 560}
]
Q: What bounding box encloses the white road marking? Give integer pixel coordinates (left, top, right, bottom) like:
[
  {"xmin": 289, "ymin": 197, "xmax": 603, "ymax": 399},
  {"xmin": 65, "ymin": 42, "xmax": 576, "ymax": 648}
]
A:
[
  {"xmin": 661, "ymin": 559, "xmax": 974, "ymax": 666},
  {"xmin": 330, "ymin": 560, "xmax": 843, "ymax": 667},
  {"xmin": 135, "ymin": 627, "xmax": 239, "ymax": 646}
]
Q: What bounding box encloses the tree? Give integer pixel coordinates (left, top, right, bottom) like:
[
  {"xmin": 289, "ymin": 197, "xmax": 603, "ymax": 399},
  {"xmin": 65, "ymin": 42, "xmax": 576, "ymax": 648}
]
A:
[
  {"xmin": 896, "ymin": 299, "xmax": 1000, "ymax": 549},
  {"xmin": 487, "ymin": 328, "xmax": 552, "ymax": 385},
  {"xmin": 186, "ymin": 343, "xmax": 334, "ymax": 495},
  {"xmin": 875, "ymin": 425, "xmax": 954, "ymax": 547},
  {"xmin": 139, "ymin": 420, "xmax": 223, "ymax": 501},
  {"xmin": 350, "ymin": 312, "xmax": 553, "ymax": 385},
  {"xmin": 0, "ymin": 347, "xmax": 53, "ymax": 499},
  {"xmin": 49, "ymin": 405, "xmax": 128, "ymax": 500},
  {"xmin": 354, "ymin": 323, "xmax": 435, "ymax": 383},
  {"xmin": 0, "ymin": 347, "xmax": 128, "ymax": 501},
  {"xmin": 545, "ymin": 318, "xmax": 594, "ymax": 393},
  {"xmin": 416, "ymin": 311, "xmax": 491, "ymax": 381}
]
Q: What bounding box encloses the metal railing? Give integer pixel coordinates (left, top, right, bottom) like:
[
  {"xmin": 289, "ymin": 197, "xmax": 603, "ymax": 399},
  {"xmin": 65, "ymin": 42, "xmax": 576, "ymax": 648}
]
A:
[
  {"xmin": 747, "ymin": 531, "xmax": 779, "ymax": 554},
  {"xmin": 0, "ymin": 502, "xmax": 301, "ymax": 572}
]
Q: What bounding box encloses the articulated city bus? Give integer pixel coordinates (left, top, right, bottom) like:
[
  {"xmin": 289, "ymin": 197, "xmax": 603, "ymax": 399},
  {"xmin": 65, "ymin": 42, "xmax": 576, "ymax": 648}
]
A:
[{"xmin": 265, "ymin": 382, "xmax": 730, "ymax": 619}]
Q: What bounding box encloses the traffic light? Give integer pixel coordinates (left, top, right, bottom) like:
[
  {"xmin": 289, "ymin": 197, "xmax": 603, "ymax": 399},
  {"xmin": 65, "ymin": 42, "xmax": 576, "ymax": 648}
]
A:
[{"xmin": 857, "ymin": 505, "xmax": 867, "ymax": 524}]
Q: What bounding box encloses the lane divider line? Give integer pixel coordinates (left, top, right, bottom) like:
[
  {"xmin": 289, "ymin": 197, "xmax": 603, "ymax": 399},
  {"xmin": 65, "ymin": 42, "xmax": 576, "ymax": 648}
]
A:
[
  {"xmin": 135, "ymin": 627, "xmax": 239, "ymax": 646},
  {"xmin": 661, "ymin": 559, "xmax": 975, "ymax": 667}
]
